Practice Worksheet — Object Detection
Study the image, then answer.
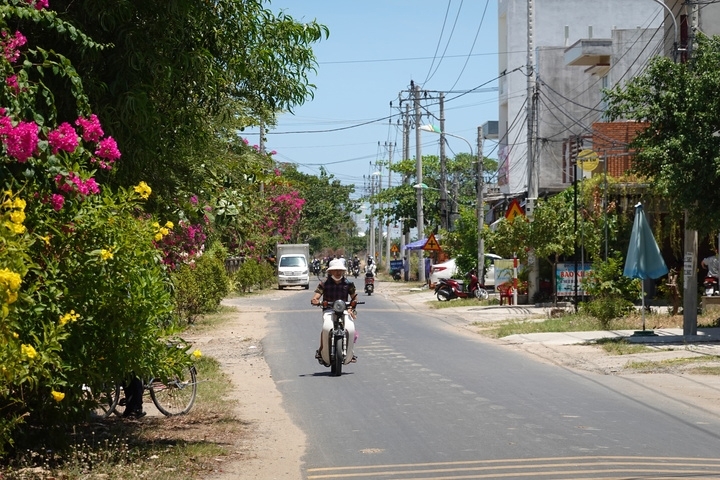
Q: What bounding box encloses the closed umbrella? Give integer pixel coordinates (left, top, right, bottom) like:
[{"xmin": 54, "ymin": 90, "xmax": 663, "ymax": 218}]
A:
[{"xmin": 623, "ymin": 202, "xmax": 668, "ymax": 332}]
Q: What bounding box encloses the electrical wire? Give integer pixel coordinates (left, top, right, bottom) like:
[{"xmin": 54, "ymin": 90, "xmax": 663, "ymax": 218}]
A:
[{"xmin": 422, "ymin": 0, "xmax": 453, "ymax": 85}]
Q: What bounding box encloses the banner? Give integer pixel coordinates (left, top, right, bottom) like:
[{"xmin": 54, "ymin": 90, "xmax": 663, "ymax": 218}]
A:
[{"xmin": 556, "ymin": 263, "xmax": 592, "ymax": 297}]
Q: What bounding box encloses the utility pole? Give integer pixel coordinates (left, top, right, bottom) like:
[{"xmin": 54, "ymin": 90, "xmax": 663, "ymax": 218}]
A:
[
  {"xmin": 385, "ymin": 142, "xmax": 394, "ymax": 269},
  {"xmin": 402, "ymin": 103, "xmax": 410, "ymax": 255},
  {"xmin": 439, "ymin": 93, "xmax": 448, "ymax": 230},
  {"xmin": 413, "ymin": 81, "xmax": 426, "ymax": 284},
  {"xmin": 683, "ymin": 2, "xmax": 699, "ymax": 336},
  {"xmin": 526, "ymin": 0, "xmax": 539, "ymax": 302},
  {"xmin": 477, "ymin": 126, "xmax": 485, "ymax": 284}
]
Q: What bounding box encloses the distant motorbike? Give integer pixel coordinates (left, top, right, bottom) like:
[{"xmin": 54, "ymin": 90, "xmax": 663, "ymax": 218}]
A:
[
  {"xmin": 364, "ymin": 271, "xmax": 375, "ymax": 295},
  {"xmin": 312, "ymin": 260, "xmax": 322, "ymax": 278},
  {"xmin": 435, "ymin": 269, "xmax": 488, "ymax": 301},
  {"xmin": 704, "ymin": 275, "xmax": 720, "ymax": 296},
  {"xmin": 315, "ymin": 299, "xmax": 363, "ymax": 376},
  {"xmin": 351, "ymin": 265, "xmax": 360, "ymax": 278}
]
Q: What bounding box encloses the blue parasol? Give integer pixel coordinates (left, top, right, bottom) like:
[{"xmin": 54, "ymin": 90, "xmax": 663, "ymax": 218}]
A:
[{"xmin": 623, "ymin": 203, "xmax": 668, "ymax": 332}]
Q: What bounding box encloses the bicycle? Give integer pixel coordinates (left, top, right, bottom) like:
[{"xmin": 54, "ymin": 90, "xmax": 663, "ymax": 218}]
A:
[
  {"xmin": 85, "ymin": 364, "xmax": 197, "ymax": 418},
  {"xmin": 85, "ymin": 340, "xmax": 199, "ymax": 418}
]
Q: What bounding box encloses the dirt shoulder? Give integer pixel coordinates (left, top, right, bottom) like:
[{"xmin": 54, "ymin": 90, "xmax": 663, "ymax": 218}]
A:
[{"xmin": 187, "ymin": 280, "xmax": 720, "ymax": 478}]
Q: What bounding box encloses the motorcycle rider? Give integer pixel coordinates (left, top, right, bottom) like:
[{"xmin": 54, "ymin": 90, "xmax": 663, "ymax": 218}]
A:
[
  {"xmin": 365, "ymin": 256, "xmax": 376, "ymax": 275},
  {"xmin": 310, "ymin": 258, "xmax": 358, "ymax": 363}
]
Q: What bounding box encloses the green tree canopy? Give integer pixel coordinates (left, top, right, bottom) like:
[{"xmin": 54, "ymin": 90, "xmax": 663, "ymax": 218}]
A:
[{"xmin": 603, "ymin": 33, "xmax": 720, "ymax": 235}]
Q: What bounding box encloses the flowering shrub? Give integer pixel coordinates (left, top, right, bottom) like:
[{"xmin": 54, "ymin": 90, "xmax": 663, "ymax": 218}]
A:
[{"xmin": 0, "ymin": 5, "xmax": 194, "ymax": 453}]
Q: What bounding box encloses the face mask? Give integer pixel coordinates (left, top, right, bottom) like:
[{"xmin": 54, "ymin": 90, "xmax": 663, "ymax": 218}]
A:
[{"xmin": 331, "ymin": 271, "xmax": 343, "ymax": 281}]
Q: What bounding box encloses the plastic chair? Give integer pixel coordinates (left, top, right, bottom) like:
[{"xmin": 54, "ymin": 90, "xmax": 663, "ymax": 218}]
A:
[{"xmin": 497, "ymin": 282, "xmax": 514, "ymax": 305}]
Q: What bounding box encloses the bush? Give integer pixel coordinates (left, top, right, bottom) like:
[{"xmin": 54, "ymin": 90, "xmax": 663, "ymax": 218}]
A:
[
  {"xmin": 171, "ymin": 243, "xmax": 230, "ymax": 322},
  {"xmin": 580, "ymin": 252, "xmax": 641, "ymax": 328},
  {"xmin": 232, "ymin": 258, "xmax": 275, "ymax": 293}
]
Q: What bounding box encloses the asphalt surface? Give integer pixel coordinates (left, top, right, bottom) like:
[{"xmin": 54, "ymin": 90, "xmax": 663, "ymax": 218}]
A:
[{"xmin": 375, "ymin": 279, "xmax": 720, "ymax": 346}]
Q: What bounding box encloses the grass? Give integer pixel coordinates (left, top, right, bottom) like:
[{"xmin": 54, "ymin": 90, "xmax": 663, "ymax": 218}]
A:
[
  {"xmin": 626, "ymin": 356, "xmax": 720, "ymax": 373},
  {"xmin": 0, "ymin": 310, "xmax": 246, "ymax": 480}
]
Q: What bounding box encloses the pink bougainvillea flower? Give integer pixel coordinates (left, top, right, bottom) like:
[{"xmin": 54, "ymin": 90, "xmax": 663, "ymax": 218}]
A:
[
  {"xmin": 75, "ymin": 114, "xmax": 104, "ymax": 142},
  {"xmin": 3, "ymin": 121, "xmax": 39, "ymax": 162},
  {"xmin": 25, "ymin": 0, "xmax": 48, "ymax": 10},
  {"xmin": 6, "ymin": 75, "xmax": 19, "ymax": 95},
  {"xmin": 190, "ymin": 195, "xmax": 198, "ymax": 205},
  {"xmin": 47, "ymin": 122, "xmax": 79, "ymax": 155},
  {"xmin": 51, "ymin": 194, "xmax": 64, "ymax": 211},
  {"xmin": 94, "ymin": 136, "xmax": 121, "ymax": 162},
  {"xmin": 1, "ymin": 31, "xmax": 27, "ymax": 63}
]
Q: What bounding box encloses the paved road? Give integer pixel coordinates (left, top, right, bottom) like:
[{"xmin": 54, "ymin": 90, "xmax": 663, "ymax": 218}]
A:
[{"xmin": 262, "ymin": 286, "xmax": 720, "ymax": 479}]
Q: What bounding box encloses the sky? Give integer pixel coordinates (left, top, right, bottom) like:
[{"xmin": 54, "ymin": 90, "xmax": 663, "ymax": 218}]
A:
[{"xmin": 244, "ymin": 1, "xmax": 500, "ymax": 200}]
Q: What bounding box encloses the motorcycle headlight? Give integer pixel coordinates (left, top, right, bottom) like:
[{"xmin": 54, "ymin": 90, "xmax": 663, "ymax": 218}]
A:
[{"xmin": 332, "ymin": 299, "xmax": 346, "ymax": 314}]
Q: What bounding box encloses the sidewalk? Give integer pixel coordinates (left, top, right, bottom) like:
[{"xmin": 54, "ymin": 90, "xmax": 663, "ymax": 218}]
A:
[{"xmin": 375, "ymin": 279, "xmax": 720, "ymax": 346}]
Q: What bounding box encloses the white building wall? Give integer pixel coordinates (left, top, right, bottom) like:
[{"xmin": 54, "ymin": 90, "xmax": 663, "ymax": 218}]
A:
[{"xmin": 497, "ymin": 0, "xmax": 663, "ymax": 196}]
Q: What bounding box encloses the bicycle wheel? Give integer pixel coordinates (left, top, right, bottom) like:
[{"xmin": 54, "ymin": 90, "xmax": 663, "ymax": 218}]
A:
[
  {"xmin": 83, "ymin": 383, "xmax": 121, "ymax": 419},
  {"xmin": 149, "ymin": 366, "xmax": 197, "ymax": 416}
]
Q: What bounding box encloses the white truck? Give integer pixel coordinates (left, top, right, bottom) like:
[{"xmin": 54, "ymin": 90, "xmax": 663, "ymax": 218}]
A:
[{"xmin": 276, "ymin": 243, "xmax": 310, "ymax": 290}]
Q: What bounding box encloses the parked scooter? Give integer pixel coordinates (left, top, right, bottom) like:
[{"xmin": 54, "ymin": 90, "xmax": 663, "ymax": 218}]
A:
[
  {"xmin": 364, "ymin": 271, "xmax": 375, "ymax": 295},
  {"xmin": 703, "ymin": 275, "xmax": 720, "ymax": 296},
  {"xmin": 435, "ymin": 269, "xmax": 488, "ymax": 301},
  {"xmin": 315, "ymin": 299, "xmax": 364, "ymax": 376}
]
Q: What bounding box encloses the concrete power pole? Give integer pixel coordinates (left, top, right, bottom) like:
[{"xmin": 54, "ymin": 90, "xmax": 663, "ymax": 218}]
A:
[
  {"xmin": 439, "ymin": 93, "xmax": 448, "ymax": 230},
  {"xmin": 402, "ymin": 103, "xmax": 410, "ymax": 256},
  {"xmin": 526, "ymin": 0, "xmax": 539, "ymax": 302},
  {"xmin": 385, "ymin": 142, "xmax": 394, "ymax": 269},
  {"xmin": 683, "ymin": 2, "xmax": 699, "ymax": 336},
  {"xmin": 477, "ymin": 126, "xmax": 486, "ymax": 284},
  {"xmin": 414, "ymin": 81, "xmax": 426, "ymax": 283}
]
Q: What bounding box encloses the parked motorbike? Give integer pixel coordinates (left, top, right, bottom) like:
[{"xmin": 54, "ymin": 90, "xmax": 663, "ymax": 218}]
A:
[
  {"xmin": 704, "ymin": 275, "xmax": 720, "ymax": 296},
  {"xmin": 364, "ymin": 271, "xmax": 375, "ymax": 295},
  {"xmin": 315, "ymin": 299, "xmax": 363, "ymax": 376},
  {"xmin": 390, "ymin": 268, "xmax": 402, "ymax": 281},
  {"xmin": 435, "ymin": 269, "xmax": 488, "ymax": 301}
]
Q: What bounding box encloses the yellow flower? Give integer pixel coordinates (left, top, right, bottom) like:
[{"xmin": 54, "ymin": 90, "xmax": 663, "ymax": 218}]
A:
[
  {"xmin": 51, "ymin": 391, "xmax": 65, "ymax": 402},
  {"xmin": 192, "ymin": 349, "xmax": 202, "ymax": 359},
  {"xmin": 134, "ymin": 181, "xmax": 152, "ymax": 200},
  {"xmin": 0, "ymin": 268, "xmax": 21, "ymax": 304},
  {"xmin": 154, "ymin": 233, "xmax": 163, "ymax": 241},
  {"xmin": 21, "ymin": 344, "xmax": 37, "ymax": 359},
  {"xmin": 59, "ymin": 310, "xmax": 80, "ymax": 326},
  {"xmin": 165, "ymin": 221, "xmax": 174, "ymax": 230},
  {"xmin": 40, "ymin": 235, "xmax": 50, "ymax": 245},
  {"xmin": 152, "ymin": 221, "xmax": 160, "ymax": 229},
  {"xmin": 4, "ymin": 221, "xmax": 26, "ymax": 235},
  {"xmin": 9, "ymin": 210, "xmax": 25, "ymax": 224},
  {"xmin": 159, "ymin": 227, "xmax": 169, "ymax": 236},
  {"xmin": 12, "ymin": 332, "xmax": 18, "ymax": 338},
  {"xmin": 12, "ymin": 198, "xmax": 26, "ymax": 210},
  {"xmin": 100, "ymin": 249, "xmax": 113, "ymax": 261}
]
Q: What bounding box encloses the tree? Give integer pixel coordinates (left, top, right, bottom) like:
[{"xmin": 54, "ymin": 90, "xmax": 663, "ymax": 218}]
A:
[
  {"xmin": 278, "ymin": 165, "xmax": 359, "ymax": 254},
  {"xmin": 603, "ymin": 33, "xmax": 720, "ymax": 235},
  {"xmin": 22, "ymin": 0, "xmax": 329, "ymax": 214}
]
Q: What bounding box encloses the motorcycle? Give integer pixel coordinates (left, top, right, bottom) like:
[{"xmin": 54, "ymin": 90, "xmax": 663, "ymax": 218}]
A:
[
  {"xmin": 312, "ymin": 260, "xmax": 322, "ymax": 278},
  {"xmin": 390, "ymin": 268, "xmax": 402, "ymax": 281},
  {"xmin": 364, "ymin": 271, "xmax": 375, "ymax": 295},
  {"xmin": 435, "ymin": 270, "xmax": 488, "ymax": 301},
  {"xmin": 351, "ymin": 264, "xmax": 360, "ymax": 278},
  {"xmin": 315, "ymin": 299, "xmax": 363, "ymax": 376},
  {"xmin": 704, "ymin": 275, "xmax": 720, "ymax": 296}
]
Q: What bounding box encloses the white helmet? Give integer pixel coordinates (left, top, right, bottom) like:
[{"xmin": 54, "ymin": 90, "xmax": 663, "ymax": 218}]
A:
[{"xmin": 326, "ymin": 259, "xmax": 347, "ymax": 273}]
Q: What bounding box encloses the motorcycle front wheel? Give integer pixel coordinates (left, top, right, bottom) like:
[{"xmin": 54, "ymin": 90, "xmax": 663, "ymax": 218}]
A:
[
  {"xmin": 474, "ymin": 288, "xmax": 489, "ymax": 300},
  {"xmin": 333, "ymin": 337, "xmax": 343, "ymax": 376},
  {"xmin": 436, "ymin": 287, "xmax": 453, "ymax": 302}
]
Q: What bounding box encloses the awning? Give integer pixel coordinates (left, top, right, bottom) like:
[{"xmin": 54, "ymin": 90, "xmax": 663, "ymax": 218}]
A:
[{"xmin": 404, "ymin": 238, "xmax": 428, "ymax": 250}]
